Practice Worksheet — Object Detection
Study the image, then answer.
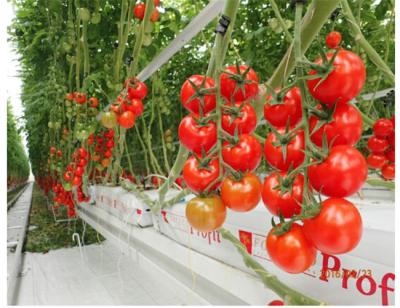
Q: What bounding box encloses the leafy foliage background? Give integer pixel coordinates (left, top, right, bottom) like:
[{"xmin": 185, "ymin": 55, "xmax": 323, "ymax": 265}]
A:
[
  {"xmin": 8, "ymin": 0, "xmax": 394, "ymax": 178},
  {"xmin": 7, "ymin": 102, "xmax": 30, "ymax": 187}
]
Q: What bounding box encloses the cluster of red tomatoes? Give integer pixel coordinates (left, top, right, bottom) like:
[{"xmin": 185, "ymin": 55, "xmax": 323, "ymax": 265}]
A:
[
  {"xmin": 265, "ymin": 35, "xmax": 367, "ymax": 274},
  {"xmin": 178, "ymin": 65, "xmax": 262, "ymax": 232},
  {"xmin": 63, "ymin": 147, "xmax": 90, "ymax": 201},
  {"xmin": 102, "ymin": 77, "xmax": 146, "ymax": 129},
  {"xmin": 52, "ymin": 182, "xmax": 76, "ymax": 217},
  {"xmin": 88, "ymin": 128, "xmax": 115, "ymax": 171},
  {"xmin": 66, "ymin": 92, "xmax": 99, "ymax": 108},
  {"xmin": 366, "ymin": 117, "xmax": 395, "ymax": 180},
  {"xmin": 133, "ymin": 0, "xmax": 160, "ymax": 23}
]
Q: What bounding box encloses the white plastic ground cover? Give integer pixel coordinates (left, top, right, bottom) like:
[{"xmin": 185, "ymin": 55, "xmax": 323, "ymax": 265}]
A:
[
  {"xmin": 154, "ymin": 184, "xmax": 395, "ymax": 306},
  {"xmin": 80, "ymin": 183, "xmax": 395, "ymax": 305},
  {"xmin": 14, "ymin": 241, "xmax": 207, "ymax": 305},
  {"xmin": 88, "ymin": 185, "xmax": 181, "ymax": 227}
]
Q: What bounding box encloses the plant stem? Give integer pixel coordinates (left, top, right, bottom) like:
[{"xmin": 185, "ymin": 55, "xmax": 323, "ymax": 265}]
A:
[
  {"xmin": 341, "ymin": 0, "xmax": 394, "ymax": 85},
  {"xmin": 269, "ymin": 0, "xmax": 293, "ymax": 43},
  {"xmin": 268, "ymin": 0, "xmax": 341, "ymax": 89},
  {"xmin": 294, "ymin": 3, "xmax": 312, "ymax": 201},
  {"xmin": 219, "ymin": 228, "xmax": 323, "ymax": 305},
  {"xmin": 367, "ymin": 179, "xmax": 395, "ymax": 190},
  {"xmin": 129, "ymin": 0, "xmax": 154, "ymax": 77}
]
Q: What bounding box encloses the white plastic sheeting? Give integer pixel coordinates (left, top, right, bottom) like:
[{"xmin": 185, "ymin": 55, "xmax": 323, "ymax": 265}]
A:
[{"xmin": 13, "ymin": 241, "xmax": 208, "ymax": 305}]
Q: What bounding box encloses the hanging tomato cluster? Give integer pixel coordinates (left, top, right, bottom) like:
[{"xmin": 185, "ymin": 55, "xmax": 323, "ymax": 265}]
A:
[
  {"xmin": 102, "ymin": 78, "xmax": 147, "ymax": 129},
  {"xmin": 264, "ymin": 33, "xmax": 367, "ymax": 274},
  {"xmin": 366, "ymin": 117, "xmax": 395, "ymax": 180},
  {"xmin": 178, "ymin": 30, "xmax": 372, "ymax": 276},
  {"xmin": 133, "ymin": 0, "xmax": 161, "ymax": 23},
  {"xmin": 89, "ymin": 128, "xmax": 115, "ymax": 173},
  {"xmin": 178, "ymin": 65, "xmax": 262, "ymax": 232}
]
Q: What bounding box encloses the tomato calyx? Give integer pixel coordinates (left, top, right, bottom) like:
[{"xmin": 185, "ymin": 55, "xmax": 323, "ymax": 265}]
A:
[
  {"xmin": 220, "ymin": 63, "xmax": 255, "ymax": 99},
  {"xmin": 185, "ymin": 77, "xmax": 216, "ymax": 108},
  {"xmin": 221, "ymin": 101, "xmax": 246, "ymax": 124},
  {"xmin": 271, "ymin": 194, "xmax": 322, "ymax": 236},
  {"xmin": 308, "ymin": 103, "xmax": 338, "ymax": 134},
  {"xmin": 301, "ymin": 47, "xmax": 340, "ymax": 90},
  {"xmin": 268, "ymin": 122, "xmax": 302, "ymax": 163},
  {"xmin": 272, "ymin": 168, "xmax": 299, "ymax": 196}
]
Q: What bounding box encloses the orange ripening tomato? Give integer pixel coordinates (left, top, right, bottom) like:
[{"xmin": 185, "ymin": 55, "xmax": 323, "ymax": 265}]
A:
[
  {"xmin": 186, "ymin": 195, "xmax": 226, "ymax": 232},
  {"xmin": 220, "ymin": 173, "xmax": 261, "ymax": 212}
]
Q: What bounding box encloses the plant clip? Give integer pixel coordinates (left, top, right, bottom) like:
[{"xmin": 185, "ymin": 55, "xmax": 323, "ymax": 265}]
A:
[
  {"xmin": 215, "ymin": 15, "xmax": 231, "ymax": 36},
  {"xmin": 113, "ymin": 40, "xmax": 119, "ymax": 48},
  {"xmin": 330, "ymin": 8, "xmax": 341, "ymax": 21}
]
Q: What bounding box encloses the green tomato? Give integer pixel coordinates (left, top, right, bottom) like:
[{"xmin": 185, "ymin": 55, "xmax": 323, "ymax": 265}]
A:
[
  {"xmin": 100, "ymin": 111, "xmax": 117, "ymax": 128},
  {"xmin": 91, "ymin": 13, "xmax": 101, "ymax": 24},
  {"xmin": 63, "ymin": 181, "xmax": 73, "ymax": 191},
  {"xmin": 48, "ymin": 122, "xmax": 54, "ymax": 128},
  {"xmin": 142, "ymin": 35, "xmax": 152, "ymax": 46},
  {"xmin": 79, "ymin": 8, "xmax": 91, "ymax": 22}
]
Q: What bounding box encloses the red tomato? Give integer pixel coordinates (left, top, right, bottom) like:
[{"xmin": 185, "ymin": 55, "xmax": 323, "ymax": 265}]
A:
[
  {"xmin": 75, "ymin": 166, "xmax": 84, "ymax": 177},
  {"xmin": 262, "ymin": 172, "xmax": 304, "ymax": 218},
  {"xmin": 307, "ymin": 50, "xmax": 366, "ymax": 108},
  {"xmin": 266, "ymin": 223, "xmax": 316, "ymax": 274},
  {"xmin": 178, "ymin": 115, "xmax": 217, "ymax": 155},
  {"xmin": 88, "ymin": 97, "xmax": 99, "ymax": 108},
  {"xmin": 325, "ymin": 31, "xmax": 342, "ymax": 49},
  {"xmin": 74, "ymin": 92, "xmax": 87, "ymax": 104},
  {"xmin": 222, "ymin": 134, "xmax": 262, "ymax": 172},
  {"xmin": 268, "ymin": 300, "xmax": 284, "ymax": 306},
  {"xmin": 50, "ymin": 146, "xmax": 56, "ymax": 154},
  {"xmin": 264, "ymin": 87, "xmax": 302, "ymax": 128},
  {"xmin": 373, "ymin": 118, "xmax": 394, "ymax": 138},
  {"xmin": 303, "ymin": 198, "xmax": 362, "ymax": 254},
  {"xmin": 104, "ymin": 149, "xmax": 113, "ymax": 158},
  {"xmin": 308, "ymin": 145, "xmax": 367, "ymax": 197},
  {"xmin": 186, "ymin": 195, "xmax": 226, "ymax": 232},
  {"xmin": 367, "ymin": 153, "xmax": 387, "ymax": 169},
  {"xmin": 72, "ymin": 176, "xmax": 82, "ymax": 187},
  {"xmin": 381, "ymin": 163, "xmax": 395, "ymax": 180},
  {"xmin": 78, "ymin": 147, "xmax": 88, "ymax": 158},
  {"xmin": 264, "ymin": 129, "xmax": 305, "ymax": 171},
  {"xmin": 222, "ymin": 101, "xmax": 257, "ymax": 135},
  {"xmin": 150, "ymin": 8, "xmax": 159, "ymax": 22},
  {"xmin": 386, "ymin": 149, "xmax": 395, "ymax": 162},
  {"xmin": 106, "ymin": 139, "xmax": 115, "ymax": 148},
  {"xmin": 220, "ymin": 65, "xmax": 258, "ymax": 101},
  {"xmin": 220, "ymin": 173, "xmax": 261, "ymax": 212},
  {"xmin": 180, "ymin": 75, "xmax": 216, "ymax": 114},
  {"xmin": 309, "ymin": 103, "xmax": 362, "ymax": 147},
  {"xmin": 182, "ymin": 156, "xmax": 221, "ymax": 193},
  {"xmin": 104, "ymin": 128, "xmax": 115, "ymax": 139},
  {"xmin": 66, "ymin": 92, "xmax": 75, "ymax": 101},
  {"xmin": 118, "ymin": 111, "xmax": 136, "ymax": 128},
  {"xmin": 126, "ymin": 78, "xmax": 148, "ymax": 100},
  {"xmin": 124, "ymin": 98, "xmax": 144, "ymax": 117},
  {"xmin": 63, "ymin": 171, "xmax": 73, "ymax": 182},
  {"xmin": 133, "ymin": 3, "xmax": 145, "ymax": 20},
  {"xmin": 56, "ymin": 150, "xmax": 62, "ymax": 157},
  {"xmin": 367, "ymin": 136, "xmax": 389, "ymax": 154}
]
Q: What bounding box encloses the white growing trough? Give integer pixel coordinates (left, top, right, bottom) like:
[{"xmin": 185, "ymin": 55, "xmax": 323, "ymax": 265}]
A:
[{"xmin": 77, "ymin": 182, "xmax": 395, "ymax": 306}]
